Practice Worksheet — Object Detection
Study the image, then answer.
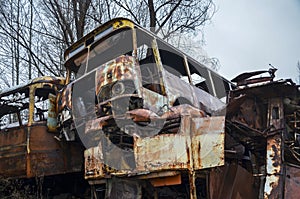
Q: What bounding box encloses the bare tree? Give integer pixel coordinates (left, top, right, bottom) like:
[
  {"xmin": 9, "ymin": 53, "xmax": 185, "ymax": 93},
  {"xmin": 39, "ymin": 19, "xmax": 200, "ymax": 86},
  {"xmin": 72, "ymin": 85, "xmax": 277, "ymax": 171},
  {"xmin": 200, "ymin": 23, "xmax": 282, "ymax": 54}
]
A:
[
  {"xmin": 0, "ymin": 0, "xmax": 217, "ymax": 89},
  {"xmin": 108, "ymin": 0, "xmax": 216, "ymax": 40},
  {"xmin": 43, "ymin": 0, "xmax": 92, "ymax": 46},
  {"xmin": 0, "ymin": 0, "xmax": 68, "ymax": 88}
]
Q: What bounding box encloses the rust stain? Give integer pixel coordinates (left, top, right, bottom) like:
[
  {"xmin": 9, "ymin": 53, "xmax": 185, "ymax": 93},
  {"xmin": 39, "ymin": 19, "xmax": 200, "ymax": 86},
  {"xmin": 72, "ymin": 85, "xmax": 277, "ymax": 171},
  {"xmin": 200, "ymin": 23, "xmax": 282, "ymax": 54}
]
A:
[
  {"xmin": 150, "ymin": 174, "xmax": 181, "ymax": 187},
  {"xmin": 264, "ymin": 135, "xmax": 282, "ymax": 198},
  {"xmin": 96, "ymin": 55, "xmax": 135, "ymax": 95}
]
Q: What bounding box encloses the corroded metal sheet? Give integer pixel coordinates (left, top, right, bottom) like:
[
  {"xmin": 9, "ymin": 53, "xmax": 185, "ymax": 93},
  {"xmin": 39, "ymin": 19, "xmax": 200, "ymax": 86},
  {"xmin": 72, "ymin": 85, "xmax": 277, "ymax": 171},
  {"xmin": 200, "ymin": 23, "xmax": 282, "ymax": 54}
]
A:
[
  {"xmin": 95, "ymin": 55, "xmax": 135, "ymax": 94},
  {"xmin": 134, "ymin": 134, "xmax": 189, "ymax": 171},
  {"xmin": 264, "ymin": 98, "xmax": 284, "ymax": 199},
  {"xmin": 191, "ymin": 116, "xmax": 225, "ymax": 169},
  {"xmin": 58, "ymin": 83, "xmax": 72, "ymax": 112},
  {"xmin": 47, "ymin": 93, "xmax": 58, "ymax": 132},
  {"xmin": 0, "ymin": 127, "xmax": 27, "ymax": 177},
  {"xmin": 0, "ymin": 123, "xmax": 84, "ymax": 178},
  {"xmin": 134, "ymin": 116, "xmax": 225, "ymax": 171},
  {"xmin": 28, "ymin": 124, "xmax": 84, "ymax": 178},
  {"xmin": 85, "ymin": 114, "xmax": 225, "ymax": 179},
  {"xmin": 85, "ymin": 136, "xmax": 135, "ymax": 179},
  {"xmin": 209, "ymin": 163, "xmax": 257, "ymax": 199},
  {"xmin": 84, "ymin": 146, "xmax": 104, "ymax": 179},
  {"xmin": 264, "ymin": 134, "xmax": 282, "ymax": 199},
  {"xmin": 284, "ymin": 165, "xmax": 300, "ymax": 199},
  {"xmin": 149, "ymin": 174, "xmax": 181, "ymax": 187}
]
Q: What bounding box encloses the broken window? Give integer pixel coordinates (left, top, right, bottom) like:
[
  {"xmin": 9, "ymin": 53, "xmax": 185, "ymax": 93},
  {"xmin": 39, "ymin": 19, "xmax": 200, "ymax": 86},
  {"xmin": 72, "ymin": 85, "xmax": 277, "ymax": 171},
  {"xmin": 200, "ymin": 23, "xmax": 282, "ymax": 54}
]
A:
[
  {"xmin": 156, "ymin": 39, "xmax": 186, "ymax": 78},
  {"xmin": 136, "ymin": 29, "xmax": 164, "ymax": 95},
  {"xmin": 73, "ymin": 71, "xmax": 96, "ymax": 120},
  {"xmin": 74, "ymin": 29, "xmax": 134, "ymax": 78}
]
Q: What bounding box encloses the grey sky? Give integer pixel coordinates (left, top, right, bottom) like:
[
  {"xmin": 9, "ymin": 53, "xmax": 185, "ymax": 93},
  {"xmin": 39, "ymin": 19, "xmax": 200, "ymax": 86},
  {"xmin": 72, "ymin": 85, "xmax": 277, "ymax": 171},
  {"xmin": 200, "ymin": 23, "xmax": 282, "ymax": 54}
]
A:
[{"xmin": 203, "ymin": 0, "xmax": 300, "ymax": 82}]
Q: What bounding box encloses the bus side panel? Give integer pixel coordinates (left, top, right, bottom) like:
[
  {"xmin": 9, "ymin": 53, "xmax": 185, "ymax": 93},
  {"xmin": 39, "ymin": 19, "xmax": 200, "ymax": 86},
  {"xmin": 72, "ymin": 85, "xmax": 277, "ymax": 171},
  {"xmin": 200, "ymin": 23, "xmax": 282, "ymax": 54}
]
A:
[
  {"xmin": 27, "ymin": 124, "xmax": 84, "ymax": 178},
  {"xmin": 0, "ymin": 127, "xmax": 27, "ymax": 178}
]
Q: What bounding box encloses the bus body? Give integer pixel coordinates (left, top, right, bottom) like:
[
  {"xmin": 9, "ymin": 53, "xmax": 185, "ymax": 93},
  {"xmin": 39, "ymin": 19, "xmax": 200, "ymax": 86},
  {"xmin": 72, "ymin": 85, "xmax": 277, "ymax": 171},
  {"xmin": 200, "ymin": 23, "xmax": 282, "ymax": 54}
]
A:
[
  {"xmin": 0, "ymin": 76, "xmax": 84, "ymax": 178},
  {"xmin": 58, "ymin": 18, "xmax": 232, "ymax": 198}
]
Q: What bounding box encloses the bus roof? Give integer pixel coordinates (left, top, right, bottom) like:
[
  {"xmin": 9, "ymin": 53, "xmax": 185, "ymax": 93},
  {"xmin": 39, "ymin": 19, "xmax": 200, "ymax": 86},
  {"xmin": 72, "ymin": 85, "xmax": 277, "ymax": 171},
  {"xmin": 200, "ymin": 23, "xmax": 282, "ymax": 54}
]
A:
[
  {"xmin": 64, "ymin": 17, "xmax": 232, "ymax": 88},
  {"xmin": 64, "ymin": 18, "xmax": 135, "ymax": 65},
  {"xmin": 0, "ymin": 76, "xmax": 65, "ymax": 97}
]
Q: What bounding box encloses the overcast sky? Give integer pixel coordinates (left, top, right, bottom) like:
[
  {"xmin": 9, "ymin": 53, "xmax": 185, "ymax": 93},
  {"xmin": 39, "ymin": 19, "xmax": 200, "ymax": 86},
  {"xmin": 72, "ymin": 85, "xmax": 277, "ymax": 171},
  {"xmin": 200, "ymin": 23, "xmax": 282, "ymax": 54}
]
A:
[{"xmin": 203, "ymin": 0, "xmax": 300, "ymax": 82}]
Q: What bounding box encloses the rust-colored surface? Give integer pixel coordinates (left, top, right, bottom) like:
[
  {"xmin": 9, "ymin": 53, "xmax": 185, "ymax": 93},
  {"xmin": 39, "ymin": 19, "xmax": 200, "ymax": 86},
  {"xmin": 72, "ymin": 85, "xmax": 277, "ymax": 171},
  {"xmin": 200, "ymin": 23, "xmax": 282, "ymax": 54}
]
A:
[
  {"xmin": 191, "ymin": 116, "xmax": 225, "ymax": 169},
  {"xmin": 264, "ymin": 134, "xmax": 282, "ymax": 199},
  {"xmin": 27, "ymin": 124, "xmax": 83, "ymax": 177},
  {"xmin": 134, "ymin": 116, "xmax": 224, "ymax": 171},
  {"xmin": 84, "ymin": 146, "xmax": 103, "ymax": 179},
  {"xmin": 0, "ymin": 127, "xmax": 27, "ymax": 177},
  {"xmin": 150, "ymin": 174, "xmax": 181, "ymax": 187},
  {"xmin": 0, "ymin": 76, "xmax": 84, "ymax": 179},
  {"xmin": 84, "ymin": 106, "xmax": 225, "ymax": 179},
  {"xmin": 58, "ymin": 83, "xmax": 72, "ymax": 112},
  {"xmin": 226, "ymin": 77, "xmax": 300, "ymax": 199},
  {"xmin": 95, "ymin": 55, "xmax": 135, "ymax": 94},
  {"xmin": 135, "ymin": 133, "xmax": 189, "ymax": 171},
  {"xmin": 284, "ymin": 165, "xmax": 300, "ymax": 199},
  {"xmin": 264, "ymin": 98, "xmax": 284, "ymax": 199},
  {"xmin": 209, "ymin": 163, "xmax": 258, "ymax": 199},
  {"xmin": 47, "ymin": 93, "xmax": 58, "ymax": 132},
  {"xmin": 0, "ymin": 123, "xmax": 84, "ymax": 178}
]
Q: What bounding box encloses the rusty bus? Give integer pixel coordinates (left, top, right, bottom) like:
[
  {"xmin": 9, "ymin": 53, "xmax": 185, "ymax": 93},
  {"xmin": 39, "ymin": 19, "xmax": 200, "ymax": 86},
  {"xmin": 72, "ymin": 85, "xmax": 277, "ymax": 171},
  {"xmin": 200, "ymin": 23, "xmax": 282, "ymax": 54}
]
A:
[
  {"xmin": 58, "ymin": 18, "xmax": 300, "ymax": 198},
  {"xmin": 1, "ymin": 17, "xmax": 300, "ymax": 199},
  {"xmin": 58, "ymin": 18, "xmax": 232, "ymax": 198},
  {"xmin": 0, "ymin": 76, "xmax": 86, "ymax": 197}
]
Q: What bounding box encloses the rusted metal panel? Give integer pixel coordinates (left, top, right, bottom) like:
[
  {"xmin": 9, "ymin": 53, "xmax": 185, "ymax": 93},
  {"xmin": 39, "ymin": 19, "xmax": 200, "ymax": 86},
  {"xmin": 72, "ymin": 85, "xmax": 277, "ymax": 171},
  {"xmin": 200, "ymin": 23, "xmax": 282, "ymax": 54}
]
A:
[
  {"xmin": 209, "ymin": 163, "xmax": 258, "ymax": 199},
  {"xmin": 150, "ymin": 174, "xmax": 181, "ymax": 187},
  {"xmin": 58, "ymin": 83, "xmax": 72, "ymax": 112},
  {"xmin": 85, "ymin": 137, "xmax": 135, "ymax": 179},
  {"xmin": 264, "ymin": 134, "xmax": 283, "ymax": 199},
  {"xmin": 29, "ymin": 124, "xmax": 84, "ymax": 178},
  {"xmin": 85, "ymin": 112, "xmax": 225, "ymax": 180},
  {"xmin": 0, "ymin": 123, "xmax": 84, "ymax": 178},
  {"xmin": 284, "ymin": 165, "xmax": 300, "ymax": 199},
  {"xmin": 95, "ymin": 55, "xmax": 135, "ymax": 94},
  {"xmin": 47, "ymin": 93, "xmax": 58, "ymax": 132},
  {"xmin": 264, "ymin": 98, "xmax": 284, "ymax": 199},
  {"xmin": 135, "ymin": 134, "xmax": 189, "ymax": 171},
  {"xmin": 85, "ymin": 146, "xmax": 104, "ymax": 179},
  {"xmin": 0, "ymin": 128, "xmax": 27, "ymax": 177},
  {"xmin": 137, "ymin": 171, "xmax": 180, "ymax": 180},
  {"xmin": 134, "ymin": 116, "xmax": 225, "ymax": 171},
  {"xmin": 191, "ymin": 116, "xmax": 225, "ymax": 169}
]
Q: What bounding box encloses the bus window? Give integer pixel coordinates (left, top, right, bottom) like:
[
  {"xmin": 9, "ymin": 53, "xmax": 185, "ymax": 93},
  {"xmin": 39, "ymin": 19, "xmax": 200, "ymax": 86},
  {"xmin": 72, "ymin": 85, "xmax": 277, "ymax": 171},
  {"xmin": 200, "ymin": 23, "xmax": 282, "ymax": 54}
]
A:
[
  {"xmin": 188, "ymin": 58, "xmax": 230, "ymax": 99},
  {"xmin": 156, "ymin": 40, "xmax": 186, "ymax": 78},
  {"xmin": 136, "ymin": 29, "xmax": 164, "ymax": 94},
  {"xmin": 188, "ymin": 59, "xmax": 213, "ymax": 95},
  {"xmin": 75, "ymin": 29, "xmax": 134, "ymax": 78}
]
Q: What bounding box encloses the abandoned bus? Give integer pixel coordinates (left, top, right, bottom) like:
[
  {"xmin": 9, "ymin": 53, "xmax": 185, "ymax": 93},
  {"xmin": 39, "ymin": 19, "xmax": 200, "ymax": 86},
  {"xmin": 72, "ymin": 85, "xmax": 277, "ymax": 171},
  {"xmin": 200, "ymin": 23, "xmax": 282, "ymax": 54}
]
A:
[
  {"xmin": 59, "ymin": 18, "xmax": 232, "ymax": 198},
  {"xmin": 0, "ymin": 76, "xmax": 84, "ymax": 179}
]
